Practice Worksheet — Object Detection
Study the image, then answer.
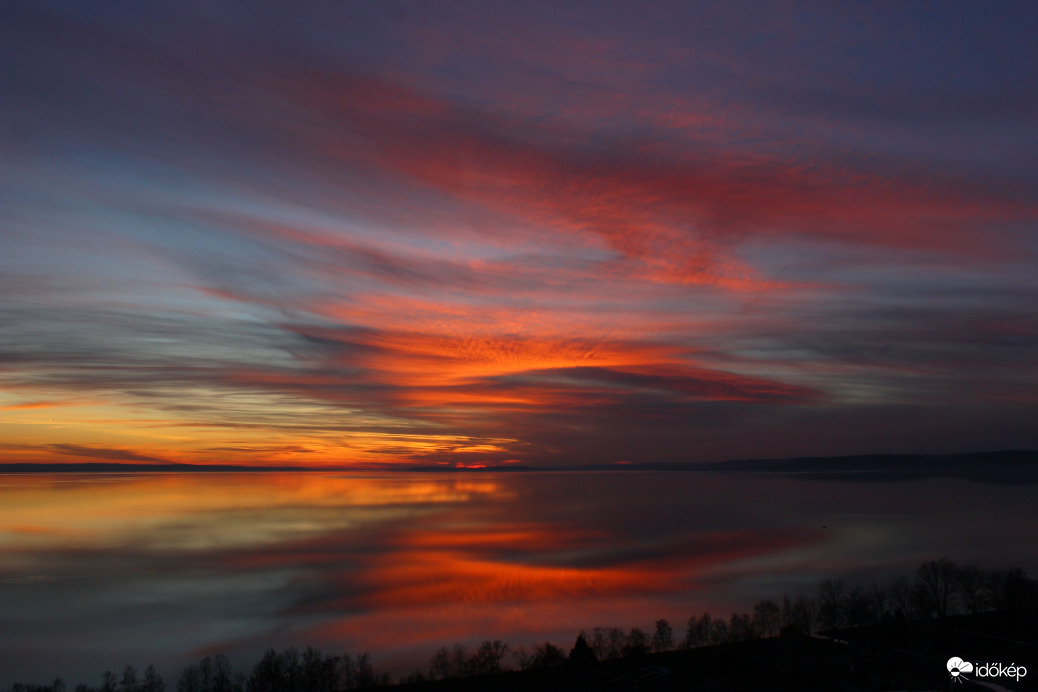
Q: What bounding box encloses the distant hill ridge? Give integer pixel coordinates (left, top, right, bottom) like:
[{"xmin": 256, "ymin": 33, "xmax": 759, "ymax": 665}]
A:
[
  {"xmin": 716, "ymin": 449, "xmax": 1038, "ymax": 482},
  {"xmin": 1, "ymin": 450, "xmax": 1036, "ymax": 482}
]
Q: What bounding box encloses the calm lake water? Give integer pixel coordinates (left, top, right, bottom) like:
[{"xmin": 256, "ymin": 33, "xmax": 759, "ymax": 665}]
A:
[{"xmin": 1, "ymin": 471, "xmax": 1036, "ymax": 685}]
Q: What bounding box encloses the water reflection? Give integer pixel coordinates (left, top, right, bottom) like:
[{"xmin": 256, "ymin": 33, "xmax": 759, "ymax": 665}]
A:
[{"xmin": 1, "ymin": 471, "xmax": 1036, "ymax": 684}]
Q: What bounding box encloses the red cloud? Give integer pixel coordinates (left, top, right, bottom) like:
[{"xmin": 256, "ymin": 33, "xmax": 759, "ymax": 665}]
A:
[{"xmin": 279, "ymin": 68, "xmax": 1034, "ymax": 281}]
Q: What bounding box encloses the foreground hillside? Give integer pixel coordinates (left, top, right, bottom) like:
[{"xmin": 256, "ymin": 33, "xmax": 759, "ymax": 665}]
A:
[{"xmin": 394, "ymin": 607, "xmax": 1038, "ymax": 692}]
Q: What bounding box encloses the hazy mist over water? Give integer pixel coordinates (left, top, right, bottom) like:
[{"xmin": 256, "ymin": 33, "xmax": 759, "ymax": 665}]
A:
[{"xmin": 2, "ymin": 471, "xmax": 1036, "ymax": 685}]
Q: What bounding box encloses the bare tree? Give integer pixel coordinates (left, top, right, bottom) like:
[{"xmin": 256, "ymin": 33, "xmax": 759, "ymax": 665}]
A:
[
  {"xmin": 510, "ymin": 646, "xmax": 534, "ymax": 672},
  {"xmin": 728, "ymin": 613, "xmax": 756, "ymax": 642},
  {"xmin": 708, "ymin": 618, "xmax": 728, "ymax": 645},
  {"xmin": 120, "ymin": 667, "xmax": 139, "ymax": 692},
  {"xmin": 845, "ymin": 586, "xmax": 877, "ymax": 627},
  {"xmin": 469, "ymin": 640, "xmax": 509, "ymax": 675},
  {"xmin": 142, "ymin": 665, "xmax": 164, "ymax": 692},
  {"xmin": 817, "ymin": 578, "xmax": 848, "ymax": 630},
  {"xmin": 301, "ymin": 648, "xmax": 335, "ymax": 692},
  {"xmin": 353, "ymin": 653, "xmax": 385, "ymax": 688},
  {"xmin": 955, "ymin": 564, "xmax": 987, "ymax": 614},
  {"xmin": 752, "ymin": 600, "xmax": 781, "ymax": 637},
  {"xmin": 197, "ymin": 658, "xmax": 214, "ymax": 692},
  {"xmin": 887, "ymin": 575, "xmax": 913, "ymax": 620},
  {"xmin": 651, "ymin": 619, "xmax": 674, "ymax": 652},
  {"xmin": 449, "ymin": 644, "xmax": 469, "ymax": 678},
  {"xmin": 532, "ymin": 642, "xmax": 565, "ymax": 668},
  {"xmin": 210, "ymin": 655, "xmax": 233, "ymax": 692},
  {"xmin": 623, "ymin": 628, "xmax": 648, "ymax": 656},
  {"xmin": 683, "ymin": 614, "xmax": 702, "ymax": 648},
  {"xmin": 605, "ymin": 627, "xmax": 626, "ymax": 659},
  {"xmin": 277, "ymin": 650, "xmax": 301, "ymax": 692},
  {"xmin": 428, "ymin": 647, "xmax": 452, "ymax": 680},
  {"xmin": 789, "ymin": 596, "xmax": 816, "ymax": 634},
  {"xmin": 867, "ymin": 582, "xmax": 890, "ymax": 619},
  {"xmin": 695, "ymin": 613, "xmax": 714, "ymax": 645},
  {"xmin": 916, "ymin": 559, "xmax": 957, "ymax": 617},
  {"xmin": 985, "ymin": 567, "xmax": 1036, "ymax": 611},
  {"xmin": 589, "ymin": 628, "xmax": 608, "ymax": 659},
  {"xmin": 175, "ymin": 666, "xmax": 199, "ymax": 692}
]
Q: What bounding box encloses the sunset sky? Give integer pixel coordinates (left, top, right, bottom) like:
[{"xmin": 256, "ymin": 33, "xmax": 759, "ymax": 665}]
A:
[{"xmin": 2, "ymin": 1, "xmax": 1037, "ymax": 467}]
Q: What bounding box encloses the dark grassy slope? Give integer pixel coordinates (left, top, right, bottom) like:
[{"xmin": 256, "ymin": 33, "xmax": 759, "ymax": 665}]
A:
[{"xmin": 394, "ymin": 607, "xmax": 1038, "ymax": 692}]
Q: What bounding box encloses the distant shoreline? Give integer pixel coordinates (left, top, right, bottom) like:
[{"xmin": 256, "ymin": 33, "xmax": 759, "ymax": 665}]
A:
[{"xmin": 2, "ymin": 450, "xmax": 1036, "ymax": 482}]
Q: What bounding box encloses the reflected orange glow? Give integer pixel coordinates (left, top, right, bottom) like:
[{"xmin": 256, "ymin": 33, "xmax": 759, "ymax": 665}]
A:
[
  {"xmin": 363, "ymin": 552, "xmax": 650, "ymax": 607},
  {"xmin": 6, "ymin": 469, "xmax": 1028, "ymax": 680},
  {"xmin": 0, "ymin": 473, "xmax": 508, "ymax": 551},
  {"xmin": 302, "ymin": 518, "xmax": 818, "ymax": 654}
]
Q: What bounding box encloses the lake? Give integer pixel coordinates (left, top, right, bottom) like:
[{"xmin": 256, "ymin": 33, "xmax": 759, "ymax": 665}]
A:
[{"xmin": 1, "ymin": 471, "xmax": 1036, "ymax": 686}]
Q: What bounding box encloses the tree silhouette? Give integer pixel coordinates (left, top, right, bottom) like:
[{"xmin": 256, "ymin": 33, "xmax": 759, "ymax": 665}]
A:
[
  {"xmin": 120, "ymin": 666, "xmax": 138, "ymax": 692},
  {"xmin": 587, "ymin": 628, "xmax": 608, "ymax": 659},
  {"xmin": 353, "ymin": 652, "xmax": 385, "ymax": 688},
  {"xmin": 986, "ymin": 566, "xmax": 1037, "ymax": 610},
  {"xmin": 605, "ymin": 627, "xmax": 626, "ymax": 659},
  {"xmin": 845, "ymin": 586, "xmax": 876, "ymax": 627},
  {"xmin": 175, "ymin": 665, "xmax": 199, "ymax": 692},
  {"xmin": 783, "ymin": 596, "xmax": 815, "ymax": 635},
  {"xmin": 916, "ymin": 559, "xmax": 957, "ymax": 618},
  {"xmin": 510, "ymin": 646, "xmax": 534, "ymax": 672},
  {"xmin": 568, "ymin": 634, "xmax": 597, "ymax": 666},
  {"xmin": 955, "ymin": 564, "xmax": 987, "ymax": 614},
  {"xmin": 245, "ymin": 649, "xmax": 280, "ymax": 692},
  {"xmin": 622, "ymin": 627, "xmax": 648, "ymax": 657},
  {"xmin": 691, "ymin": 612, "xmax": 714, "ymax": 647},
  {"xmin": 532, "ymin": 642, "xmax": 566, "ymax": 668},
  {"xmin": 651, "ymin": 619, "xmax": 674, "ymax": 652},
  {"xmin": 728, "ymin": 613, "xmax": 756, "ymax": 642},
  {"xmin": 142, "ymin": 665, "xmax": 164, "ymax": 692},
  {"xmin": 428, "ymin": 647, "xmax": 452, "ymax": 680},
  {"xmin": 886, "ymin": 575, "xmax": 912, "ymax": 620},
  {"xmin": 469, "ymin": 640, "xmax": 509, "ymax": 675},
  {"xmin": 708, "ymin": 617, "xmax": 728, "ymax": 645},
  {"xmin": 752, "ymin": 600, "xmax": 781, "ymax": 637},
  {"xmin": 449, "ymin": 644, "xmax": 468, "ymax": 678},
  {"xmin": 340, "ymin": 652, "xmax": 358, "ymax": 689},
  {"xmin": 817, "ymin": 578, "xmax": 847, "ymax": 630},
  {"xmin": 210, "ymin": 655, "xmax": 233, "ymax": 692},
  {"xmin": 301, "ymin": 647, "xmax": 336, "ymax": 692}
]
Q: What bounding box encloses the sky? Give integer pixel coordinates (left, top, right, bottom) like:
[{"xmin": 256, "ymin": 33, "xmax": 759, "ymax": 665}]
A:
[{"xmin": 2, "ymin": 1, "xmax": 1037, "ymax": 468}]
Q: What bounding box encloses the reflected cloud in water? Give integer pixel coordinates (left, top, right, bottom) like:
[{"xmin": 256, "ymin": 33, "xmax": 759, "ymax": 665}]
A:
[{"xmin": 1, "ymin": 472, "xmax": 1036, "ymax": 683}]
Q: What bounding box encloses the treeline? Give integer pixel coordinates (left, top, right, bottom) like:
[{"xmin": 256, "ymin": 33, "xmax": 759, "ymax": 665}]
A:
[
  {"xmin": 405, "ymin": 558, "xmax": 1038, "ymax": 683},
  {"xmin": 602, "ymin": 560, "xmax": 1038, "ymax": 659},
  {"xmin": 7, "ymin": 559, "xmax": 1037, "ymax": 691},
  {"xmin": 604, "ymin": 559, "xmax": 1038, "ymax": 657},
  {"xmin": 6, "ymin": 651, "xmax": 388, "ymax": 692},
  {"xmin": 396, "ymin": 640, "xmax": 569, "ymax": 684},
  {"xmin": 7, "ymin": 665, "xmax": 164, "ymax": 692}
]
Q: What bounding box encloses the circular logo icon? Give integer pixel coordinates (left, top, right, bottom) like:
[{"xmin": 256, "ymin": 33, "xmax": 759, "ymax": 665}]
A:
[{"xmin": 948, "ymin": 657, "xmax": 974, "ymax": 678}]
